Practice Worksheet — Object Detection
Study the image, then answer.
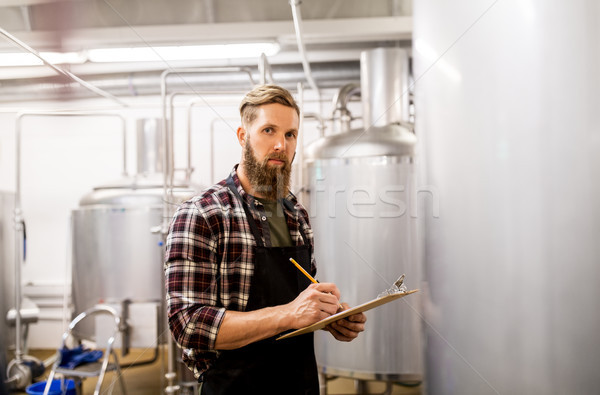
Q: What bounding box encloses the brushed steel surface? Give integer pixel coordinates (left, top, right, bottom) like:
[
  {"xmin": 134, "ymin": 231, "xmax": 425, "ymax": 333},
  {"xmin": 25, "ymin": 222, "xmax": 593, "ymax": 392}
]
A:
[
  {"xmin": 414, "ymin": 1, "xmax": 600, "ymax": 393},
  {"xmin": 71, "ymin": 206, "xmax": 165, "ymax": 311},
  {"xmin": 71, "ymin": 184, "xmax": 194, "ymax": 332},
  {"xmin": 305, "ymin": 124, "xmax": 415, "ymax": 160},
  {"xmin": 361, "ymin": 48, "xmax": 410, "ymax": 127},
  {"xmin": 136, "ymin": 118, "xmax": 164, "ymax": 176},
  {"xmin": 306, "ymin": 155, "xmax": 422, "ymax": 379},
  {"xmin": 0, "ymin": 191, "xmax": 15, "ymax": 358}
]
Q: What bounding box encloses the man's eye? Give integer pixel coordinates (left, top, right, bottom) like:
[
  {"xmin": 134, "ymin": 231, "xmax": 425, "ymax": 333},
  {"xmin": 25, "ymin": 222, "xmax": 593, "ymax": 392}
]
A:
[
  {"xmin": 264, "ymin": 128, "xmax": 272, "ymax": 133},
  {"xmin": 286, "ymin": 132, "xmax": 297, "ymax": 138}
]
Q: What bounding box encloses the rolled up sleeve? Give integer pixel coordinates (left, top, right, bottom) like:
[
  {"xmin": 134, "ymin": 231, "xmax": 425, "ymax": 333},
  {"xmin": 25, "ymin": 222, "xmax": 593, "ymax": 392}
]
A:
[{"xmin": 164, "ymin": 201, "xmax": 225, "ymax": 352}]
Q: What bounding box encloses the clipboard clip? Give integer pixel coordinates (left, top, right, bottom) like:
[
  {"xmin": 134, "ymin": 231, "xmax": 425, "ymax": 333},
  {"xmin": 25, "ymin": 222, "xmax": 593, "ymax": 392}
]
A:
[{"xmin": 377, "ymin": 274, "xmax": 408, "ymax": 298}]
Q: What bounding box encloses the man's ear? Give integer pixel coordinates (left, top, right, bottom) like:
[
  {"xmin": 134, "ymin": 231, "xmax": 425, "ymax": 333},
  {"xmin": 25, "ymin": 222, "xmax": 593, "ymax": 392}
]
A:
[{"xmin": 237, "ymin": 127, "xmax": 246, "ymax": 146}]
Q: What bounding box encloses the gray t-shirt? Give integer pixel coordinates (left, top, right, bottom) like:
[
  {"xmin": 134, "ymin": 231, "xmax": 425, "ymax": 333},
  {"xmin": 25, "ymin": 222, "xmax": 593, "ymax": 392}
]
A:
[{"xmin": 256, "ymin": 198, "xmax": 293, "ymax": 247}]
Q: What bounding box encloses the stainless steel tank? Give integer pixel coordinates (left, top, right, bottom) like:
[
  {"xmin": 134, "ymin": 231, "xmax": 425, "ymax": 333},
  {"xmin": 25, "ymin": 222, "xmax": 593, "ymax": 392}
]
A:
[
  {"xmin": 0, "ymin": 191, "xmax": 15, "ymax": 316},
  {"xmin": 72, "ymin": 179, "xmax": 177, "ymax": 310},
  {"xmin": 305, "ymin": 48, "xmax": 423, "ymax": 381},
  {"xmin": 0, "ymin": 191, "xmax": 15, "ymax": 376},
  {"xmin": 414, "ymin": 1, "xmax": 600, "ymax": 393},
  {"xmin": 71, "ymin": 119, "xmax": 195, "ymax": 341}
]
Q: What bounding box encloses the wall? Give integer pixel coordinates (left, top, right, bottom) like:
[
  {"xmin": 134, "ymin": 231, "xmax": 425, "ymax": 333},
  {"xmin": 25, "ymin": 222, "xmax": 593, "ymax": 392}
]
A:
[
  {"xmin": 413, "ymin": 1, "xmax": 600, "ymax": 393},
  {"xmin": 0, "ymin": 89, "xmax": 329, "ymax": 348}
]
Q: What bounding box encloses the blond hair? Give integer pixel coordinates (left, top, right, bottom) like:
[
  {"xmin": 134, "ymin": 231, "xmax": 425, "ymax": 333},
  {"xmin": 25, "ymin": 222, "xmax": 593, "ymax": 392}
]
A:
[{"xmin": 239, "ymin": 85, "xmax": 300, "ymax": 127}]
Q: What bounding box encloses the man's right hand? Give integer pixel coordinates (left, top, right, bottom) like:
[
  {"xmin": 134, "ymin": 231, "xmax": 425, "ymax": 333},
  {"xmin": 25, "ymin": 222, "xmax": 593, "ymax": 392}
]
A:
[
  {"xmin": 284, "ymin": 283, "xmax": 341, "ymax": 328},
  {"xmin": 214, "ymin": 282, "xmax": 342, "ymax": 350}
]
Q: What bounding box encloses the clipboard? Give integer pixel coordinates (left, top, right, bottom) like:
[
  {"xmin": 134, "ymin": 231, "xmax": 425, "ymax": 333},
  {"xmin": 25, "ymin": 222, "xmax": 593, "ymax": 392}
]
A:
[{"xmin": 277, "ymin": 289, "xmax": 418, "ymax": 340}]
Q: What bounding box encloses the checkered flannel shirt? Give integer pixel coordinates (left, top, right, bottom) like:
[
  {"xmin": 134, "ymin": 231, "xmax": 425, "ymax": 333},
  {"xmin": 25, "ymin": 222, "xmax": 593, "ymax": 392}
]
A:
[{"xmin": 164, "ymin": 167, "xmax": 316, "ymax": 379}]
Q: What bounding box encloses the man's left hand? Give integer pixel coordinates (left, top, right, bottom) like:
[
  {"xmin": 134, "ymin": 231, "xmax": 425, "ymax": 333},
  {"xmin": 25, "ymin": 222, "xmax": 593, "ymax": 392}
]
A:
[{"xmin": 325, "ymin": 303, "xmax": 366, "ymax": 342}]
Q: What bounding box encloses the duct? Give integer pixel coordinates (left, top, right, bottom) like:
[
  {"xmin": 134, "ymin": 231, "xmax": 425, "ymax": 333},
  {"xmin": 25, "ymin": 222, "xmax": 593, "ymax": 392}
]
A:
[
  {"xmin": 0, "ymin": 61, "xmax": 360, "ymax": 102},
  {"xmin": 361, "ymin": 47, "xmax": 409, "ymax": 127}
]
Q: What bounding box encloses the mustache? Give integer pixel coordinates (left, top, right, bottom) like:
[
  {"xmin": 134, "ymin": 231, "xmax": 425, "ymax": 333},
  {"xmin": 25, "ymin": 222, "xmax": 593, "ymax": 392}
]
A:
[{"xmin": 262, "ymin": 152, "xmax": 290, "ymax": 165}]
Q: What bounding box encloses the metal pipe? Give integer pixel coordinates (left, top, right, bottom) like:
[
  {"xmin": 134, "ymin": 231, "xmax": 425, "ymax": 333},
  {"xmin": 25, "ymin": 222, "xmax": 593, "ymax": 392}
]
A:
[
  {"xmin": 171, "ymin": 92, "xmax": 203, "ymax": 186},
  {"xmin": 168, "ymin": 93, "xmax": 177, "ymax": 191},
  {"xmin": 303, "ymin": 112, "xmax": 326, "ymax": 138},
  {"xmin": 173, "ymin": 91, "xmax": 243, "ymax": 184},
  {"xmin": 289, "ymin": 0, "xmax": 320, "ymax": 101},
  {"xmin": 136, "ymin": 118, "xmax": 164, "ymax": 176},
  {"xmin": 159, "ymin": 68, "xmax": 255, "ymax": 393},
  {"xmin": 160, "ymin": 77, "xmax": 179, "ymax": 390},
  {"xmin": 258, "ymin": 53, "xmax": 274, "ymax": 85},
  {"xmin": 10, "ymin": 111, "xmax": 126, "ymax": 377},
  {"xmin": 186, "ymin": 99, "xmax": 239, "ymax": 184},
  {"xmin": 162, "ymin": 88, "xmax": 244, "ymax": 235},
  {"xmin": 13, "ymin": 200, "xmax": 23, "ymax": 363},
  {"xmin": 0, "ymin": 27, "xmax": 128, "ymax": 107},
  {"xmin": 0, "ymin": 62, "xmax": 361, "ymax": 103},
  {"xmin": 160, "ymin": 68, "xmax": 256, "ymax": 240},
  {"xmin": 296, "ymin": 82, "xmax": 305, "ymax": 194},
  {"xmin": 209, "ymin": 116, "xmax": 240, "ymax": 185},
  {"xmin": 332, "ymin": 83, "xmax": 361, "ymax": 114},
  {"xmin": 186, "ymin": 99, "xmax": 239, "ymax": 186},
  {"xmin": 186, "ymin": 100, "xmax": 195, "ymax": 184},
  {"xmin": 331, "ymin": 82, "xmax": 361, "ymax": 134},
  {"xmin": 119, "ymin": 344, "xmax": 160, "ymax": 369}
]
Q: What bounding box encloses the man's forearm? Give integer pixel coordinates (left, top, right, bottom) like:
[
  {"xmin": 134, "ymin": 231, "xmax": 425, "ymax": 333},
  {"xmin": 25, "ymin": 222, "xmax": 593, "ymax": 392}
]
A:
[
  {"xmin": 213, "ymin": 283, "xmax": 342, "ymax": 350},
  {"xmin": 214, "ymin": 305, "xmax": 290, "ymax": 350}
]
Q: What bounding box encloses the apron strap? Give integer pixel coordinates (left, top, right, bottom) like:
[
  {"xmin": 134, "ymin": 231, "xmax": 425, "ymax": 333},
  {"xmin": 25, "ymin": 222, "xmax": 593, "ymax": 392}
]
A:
[{"xmin": 281, "ymin": 198, "xmax": 309, "ymax": 246}]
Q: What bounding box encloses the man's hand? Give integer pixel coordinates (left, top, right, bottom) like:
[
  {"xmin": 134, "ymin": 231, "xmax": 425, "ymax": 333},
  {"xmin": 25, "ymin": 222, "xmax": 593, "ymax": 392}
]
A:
[
  {"xmin": 215, "ymin": 282, "xmax": 344, "ymax": 350},
  {"xmin": 325, "ymin": 303, "xmax": 367, "ymax": 342},
  {"xmin": 284, "ymin": 282, "xmax": 341, "ymax": 328}
]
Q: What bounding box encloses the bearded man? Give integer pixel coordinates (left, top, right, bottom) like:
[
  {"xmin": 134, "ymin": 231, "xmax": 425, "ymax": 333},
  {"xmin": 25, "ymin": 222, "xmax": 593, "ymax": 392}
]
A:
[{"xmin": 164, "ymin": 85, "xmax": 366, "ymax": 395}]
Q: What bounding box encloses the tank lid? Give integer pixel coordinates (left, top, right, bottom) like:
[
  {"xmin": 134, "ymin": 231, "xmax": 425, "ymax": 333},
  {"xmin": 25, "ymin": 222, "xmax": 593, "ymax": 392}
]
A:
[
  {"xmin": 92, "ymin": 173, "xmax": 187, "ymax": 190},
  {"xmin": 79, "ymin": 174, "xmax": 198, "ymax": 206},
  {"xmin": 78, "ymin": 186, "xmax": 197, "ymax": 207},
  {"xmin": 305, "ymin": 123, "xmax": 416, "ymax": 160}
]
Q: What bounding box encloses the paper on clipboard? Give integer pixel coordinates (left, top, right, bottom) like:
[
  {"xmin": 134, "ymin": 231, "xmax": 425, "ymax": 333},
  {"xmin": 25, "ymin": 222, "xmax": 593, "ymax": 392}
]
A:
[{"xmin": 276, "ymin": 289, "xmax": 418, "ymax": 340}]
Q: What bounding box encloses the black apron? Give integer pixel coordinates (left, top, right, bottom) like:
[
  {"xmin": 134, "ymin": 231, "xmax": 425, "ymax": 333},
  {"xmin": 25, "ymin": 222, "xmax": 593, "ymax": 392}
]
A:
[{"xmin": 200, "ymin": 176, "xmax": 319, "ymax": 395}]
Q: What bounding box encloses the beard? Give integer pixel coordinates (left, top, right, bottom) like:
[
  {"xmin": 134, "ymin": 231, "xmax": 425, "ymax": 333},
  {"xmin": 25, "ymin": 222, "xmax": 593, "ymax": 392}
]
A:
[{"xmin": 242, "ymin": 139, "xmax": 292, "ymax": 201}]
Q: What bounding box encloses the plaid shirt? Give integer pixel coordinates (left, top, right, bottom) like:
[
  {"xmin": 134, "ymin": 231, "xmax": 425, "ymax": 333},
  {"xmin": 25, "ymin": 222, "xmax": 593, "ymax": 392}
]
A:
[{"xmin": 164, "ymin": 167, "xmax": 316, "ymax": 378}]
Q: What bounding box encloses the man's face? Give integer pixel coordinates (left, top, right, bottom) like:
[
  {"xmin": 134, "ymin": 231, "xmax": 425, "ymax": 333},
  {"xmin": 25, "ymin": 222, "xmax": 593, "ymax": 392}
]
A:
[{"xmin": 240, "ymin": 103, "xmax": 299, "ymax": 200}]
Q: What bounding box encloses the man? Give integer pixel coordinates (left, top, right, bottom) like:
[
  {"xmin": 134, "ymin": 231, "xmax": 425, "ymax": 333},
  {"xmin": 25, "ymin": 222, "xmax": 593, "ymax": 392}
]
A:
[{"xmin": 165, "ymin": 85, "xmax": 366, "ymax": 395}]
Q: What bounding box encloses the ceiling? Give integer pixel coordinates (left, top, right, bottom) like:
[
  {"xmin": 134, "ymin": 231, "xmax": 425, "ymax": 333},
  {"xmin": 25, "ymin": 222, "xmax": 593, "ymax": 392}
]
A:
[
  {"xmin": 0, "ymin": 0, "xmax": 413, "ymax": 100},
  {"xmin": 1, "ymin": 0, "xmax": 412, "ymax": 31}
]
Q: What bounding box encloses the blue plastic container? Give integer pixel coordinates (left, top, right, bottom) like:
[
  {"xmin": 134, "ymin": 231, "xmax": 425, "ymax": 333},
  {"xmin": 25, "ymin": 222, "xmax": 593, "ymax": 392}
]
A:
[{"xmin": 26, "ymin": 379, "xmax": 76, "ymax": 395}]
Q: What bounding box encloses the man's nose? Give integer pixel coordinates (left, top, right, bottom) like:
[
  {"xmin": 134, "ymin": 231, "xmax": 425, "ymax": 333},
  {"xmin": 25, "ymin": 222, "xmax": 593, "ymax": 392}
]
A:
[{"xmin": 273, "ymin": 135, "xmax": 285, "ymax": 151}]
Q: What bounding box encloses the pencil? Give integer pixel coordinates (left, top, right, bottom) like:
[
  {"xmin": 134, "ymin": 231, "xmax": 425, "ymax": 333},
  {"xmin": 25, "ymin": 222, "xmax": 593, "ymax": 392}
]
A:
[{"xmin": 289, "ymin": 258, "xmax": 344, "ymax": 310}]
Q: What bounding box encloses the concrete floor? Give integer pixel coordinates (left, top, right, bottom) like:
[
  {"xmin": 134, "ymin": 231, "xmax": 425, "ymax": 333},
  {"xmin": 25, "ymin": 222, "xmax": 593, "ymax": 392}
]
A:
[{"xmin": 12, "ymin": 348, "xmax": 421, "ymax": 395}]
